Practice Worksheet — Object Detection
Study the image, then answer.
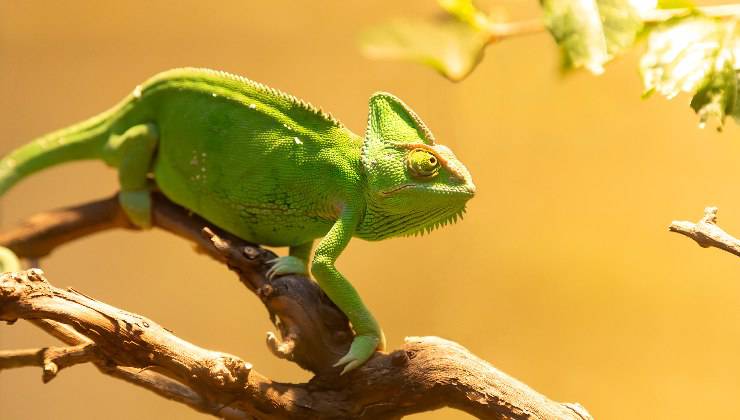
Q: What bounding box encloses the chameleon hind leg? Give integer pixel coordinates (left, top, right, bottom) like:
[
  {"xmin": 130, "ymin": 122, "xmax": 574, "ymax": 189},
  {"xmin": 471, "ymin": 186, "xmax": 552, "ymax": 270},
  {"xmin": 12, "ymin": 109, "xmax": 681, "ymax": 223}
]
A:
[
  {"xmin": 266, "ymin": 241, "xmax": 312, "ymax": 278},
  {"xmin": 104, "ymin": 124, "xmax": 158, "ymax": 228}
]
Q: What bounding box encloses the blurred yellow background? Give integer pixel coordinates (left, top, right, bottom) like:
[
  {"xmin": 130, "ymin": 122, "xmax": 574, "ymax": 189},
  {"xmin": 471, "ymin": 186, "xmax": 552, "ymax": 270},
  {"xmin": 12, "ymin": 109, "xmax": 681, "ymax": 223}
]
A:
[{"xmin": 2, "ymin": 1, "xmax": 740, "ymax": 419}]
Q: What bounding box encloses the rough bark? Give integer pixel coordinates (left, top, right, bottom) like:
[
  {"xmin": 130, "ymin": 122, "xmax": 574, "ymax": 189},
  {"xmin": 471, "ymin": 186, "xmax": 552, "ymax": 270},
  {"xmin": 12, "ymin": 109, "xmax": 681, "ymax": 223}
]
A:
[{"xmin": 0, "ymin": 193, "xmax": 592, "ymax": 419}]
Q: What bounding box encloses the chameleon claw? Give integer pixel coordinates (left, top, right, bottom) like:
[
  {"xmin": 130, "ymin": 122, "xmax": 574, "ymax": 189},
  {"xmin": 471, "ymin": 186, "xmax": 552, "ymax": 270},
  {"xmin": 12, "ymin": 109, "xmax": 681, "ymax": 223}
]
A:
[
  {"xmin": 332, "ymin": 333, "xmax": 382, "ymax": 375},
  {"xmin": 338, "ymin": 359, "xmax": 363, "ymax": 375},
  {"xmin": 266, "ymin": 255, "xmax": 307, "ymax": 280},
  {"xmin": 333, "ymin": 350, "xmax": 365, "ymax": 374},
  {"xmin": 333, "ymin": 352, "xmax": 354, "ymax": 368}
]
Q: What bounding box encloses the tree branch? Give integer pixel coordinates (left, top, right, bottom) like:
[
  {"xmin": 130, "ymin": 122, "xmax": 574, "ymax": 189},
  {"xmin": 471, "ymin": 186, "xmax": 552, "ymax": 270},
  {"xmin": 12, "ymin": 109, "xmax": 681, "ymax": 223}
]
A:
[
  {"xmin": 670, "ymin": 206, "xmax": 740, "ymax": 258},
  {"xmin": 0, "ymin": 194, "xmax": 592, "ymax": 419}
]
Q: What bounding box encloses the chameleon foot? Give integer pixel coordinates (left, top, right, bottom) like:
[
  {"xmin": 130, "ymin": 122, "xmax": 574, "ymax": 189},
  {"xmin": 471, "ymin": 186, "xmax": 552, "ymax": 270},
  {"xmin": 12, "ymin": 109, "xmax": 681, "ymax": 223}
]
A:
[
  {"xmin": 333, "ymin": 331, "xmax": 385, "ymax": 375},
  {"xmin": 266, "ymin": 255, "xmax": 307, "ymax": 279},
  {"xmin": 119, "ymin": 190, "xmax": 152, "ymax": 229}
]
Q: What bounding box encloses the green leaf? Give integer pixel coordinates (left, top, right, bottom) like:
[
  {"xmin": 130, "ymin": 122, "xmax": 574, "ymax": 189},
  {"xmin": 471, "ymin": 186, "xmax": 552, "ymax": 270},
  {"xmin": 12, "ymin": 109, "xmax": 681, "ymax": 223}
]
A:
[
  {"xmin": 690, "ymin": 62, "xmax": 738, "ymax": 130},
  {"xmin": 541, "ymin": 0, "xmax": 644, "ymax": 74},
  {"xmin": 360, "ymin": 18, "xmax": 489, "ymax": 81},
  {"xmin": 641, "ymin": 17, "xmax": 740, "ymax": 128}
]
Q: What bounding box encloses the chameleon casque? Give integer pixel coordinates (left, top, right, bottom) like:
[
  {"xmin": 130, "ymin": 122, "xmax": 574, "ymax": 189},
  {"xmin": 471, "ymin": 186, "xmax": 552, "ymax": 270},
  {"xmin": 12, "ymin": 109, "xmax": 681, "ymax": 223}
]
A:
[{"xmin": 0, "ymin": 68, "xmax": 475, "ymax": 373}]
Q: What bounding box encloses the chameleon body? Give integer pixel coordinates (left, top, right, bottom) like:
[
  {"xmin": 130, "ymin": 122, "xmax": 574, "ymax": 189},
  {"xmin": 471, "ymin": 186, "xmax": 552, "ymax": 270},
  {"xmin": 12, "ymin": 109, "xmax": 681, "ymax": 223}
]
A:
[{"xmin": 0, "ymin": 68, "xmax": 475, "ymax": 372}]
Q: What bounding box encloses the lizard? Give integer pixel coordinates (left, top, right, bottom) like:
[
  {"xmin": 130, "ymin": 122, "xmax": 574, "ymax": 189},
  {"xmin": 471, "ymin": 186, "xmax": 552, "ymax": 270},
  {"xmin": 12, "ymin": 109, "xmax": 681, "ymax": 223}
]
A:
[{"xmin": 0, "ymin": 68, "xmax": 476, "ymax": 373}]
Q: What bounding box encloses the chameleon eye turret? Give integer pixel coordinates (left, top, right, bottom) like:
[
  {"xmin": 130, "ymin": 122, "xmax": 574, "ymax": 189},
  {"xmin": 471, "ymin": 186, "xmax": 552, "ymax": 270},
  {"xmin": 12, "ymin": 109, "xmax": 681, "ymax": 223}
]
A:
[{"xmin": 407, "ymin": 149, "xmax": 440, "ymax": 179}]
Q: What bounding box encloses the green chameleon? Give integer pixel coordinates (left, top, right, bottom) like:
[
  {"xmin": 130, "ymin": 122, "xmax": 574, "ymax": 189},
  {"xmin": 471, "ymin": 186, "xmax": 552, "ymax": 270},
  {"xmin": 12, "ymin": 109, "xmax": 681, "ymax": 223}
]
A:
[{"xmin": 0, "ymin": 68, "xmax": 475, "ymax": 373}]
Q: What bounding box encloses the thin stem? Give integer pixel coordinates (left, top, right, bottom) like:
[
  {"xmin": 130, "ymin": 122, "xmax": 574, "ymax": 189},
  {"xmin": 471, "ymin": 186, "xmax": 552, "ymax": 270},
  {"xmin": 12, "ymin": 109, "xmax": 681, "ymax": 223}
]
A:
[
  {"xmin": 488, "ymin": 19, "xmax": 546, "ymax": 42},
  {"xmin": 485, "ymin": 3, "xmax": 740, "ymax": 43}
]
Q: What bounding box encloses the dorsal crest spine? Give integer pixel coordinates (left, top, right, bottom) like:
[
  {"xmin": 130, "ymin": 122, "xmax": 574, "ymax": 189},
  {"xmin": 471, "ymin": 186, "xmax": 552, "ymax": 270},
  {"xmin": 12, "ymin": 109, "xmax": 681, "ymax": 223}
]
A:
[{"xmin": 155, "ymin": 67, "xmax": 345, "ymax": 128}]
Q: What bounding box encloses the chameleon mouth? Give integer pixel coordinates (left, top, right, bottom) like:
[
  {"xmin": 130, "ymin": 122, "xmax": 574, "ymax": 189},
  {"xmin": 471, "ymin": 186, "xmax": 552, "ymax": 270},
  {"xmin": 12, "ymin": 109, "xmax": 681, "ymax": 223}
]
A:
[
  {"xmin": 380, "ymin": 183, "xmax": 475, "ymax": 197},
  {"xmin": 380, "ymin": 184, "xmax": 415, "ymax": 196}
]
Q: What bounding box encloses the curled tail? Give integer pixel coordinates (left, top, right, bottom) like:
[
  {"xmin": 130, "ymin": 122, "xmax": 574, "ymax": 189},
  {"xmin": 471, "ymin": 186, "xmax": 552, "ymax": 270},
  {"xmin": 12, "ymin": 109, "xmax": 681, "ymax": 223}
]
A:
[{"xmin": 0, "ymin": 111, "xmax": 115, "ymax": 197}]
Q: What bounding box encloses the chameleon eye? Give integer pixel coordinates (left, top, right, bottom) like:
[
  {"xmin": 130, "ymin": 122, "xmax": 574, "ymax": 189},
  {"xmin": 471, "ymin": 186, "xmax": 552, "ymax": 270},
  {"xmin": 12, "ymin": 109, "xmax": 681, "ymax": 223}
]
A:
[{"xmin": 407, "ymin": 149, "xmax": 440, "ymax": 179}]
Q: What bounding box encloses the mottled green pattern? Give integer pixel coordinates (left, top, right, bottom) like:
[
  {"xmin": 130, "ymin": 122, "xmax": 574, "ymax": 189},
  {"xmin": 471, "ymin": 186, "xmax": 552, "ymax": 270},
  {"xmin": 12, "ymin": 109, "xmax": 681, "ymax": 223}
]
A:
[{"xmin": 0, "ymin": 68, "xmax": 475, "ymax": 372}]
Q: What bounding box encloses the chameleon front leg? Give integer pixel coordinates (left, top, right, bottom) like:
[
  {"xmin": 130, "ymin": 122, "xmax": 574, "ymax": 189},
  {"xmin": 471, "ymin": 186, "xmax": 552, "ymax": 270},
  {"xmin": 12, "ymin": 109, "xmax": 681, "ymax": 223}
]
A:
[
  {"xmin": 104, "ymin": 124, "xmax": 158, "ymax": 228},
  {"xmin": 311, "ymin": 207, "xmax": 385, "ymax": 374},
  {"xmin": 266, "ymin": 241, "xmax": 312, "ymax": 278}
]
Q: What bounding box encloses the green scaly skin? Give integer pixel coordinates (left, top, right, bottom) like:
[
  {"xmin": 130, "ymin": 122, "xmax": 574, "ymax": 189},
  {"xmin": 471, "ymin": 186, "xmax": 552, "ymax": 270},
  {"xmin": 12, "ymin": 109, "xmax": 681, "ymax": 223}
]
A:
[{"xmin": 0, "ymin": 68, "xmax": 476, "ymax": 373}]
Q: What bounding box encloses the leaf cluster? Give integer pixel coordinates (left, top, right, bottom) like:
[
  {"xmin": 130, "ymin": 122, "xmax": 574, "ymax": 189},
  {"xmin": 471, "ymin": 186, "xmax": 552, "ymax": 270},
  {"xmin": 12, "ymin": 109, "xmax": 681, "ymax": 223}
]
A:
[{"xmin": 360, "ymin": 0, "xmax": 740, "ymax": 129}]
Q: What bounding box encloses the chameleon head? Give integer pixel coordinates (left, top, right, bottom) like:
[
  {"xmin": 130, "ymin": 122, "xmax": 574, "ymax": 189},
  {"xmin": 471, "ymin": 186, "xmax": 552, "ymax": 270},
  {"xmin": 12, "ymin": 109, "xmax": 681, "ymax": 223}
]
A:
[{"xmin": 359, "ymin": 92, "xmax": 475, "ymax": 239}]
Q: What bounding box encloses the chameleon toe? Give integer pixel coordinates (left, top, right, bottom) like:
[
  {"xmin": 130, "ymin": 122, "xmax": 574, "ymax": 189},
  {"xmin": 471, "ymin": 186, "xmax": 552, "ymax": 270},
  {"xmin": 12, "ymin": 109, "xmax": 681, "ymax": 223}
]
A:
[
  {"xmin": 119, "ymin": 190, "xmax": 152, "ymax": 229},
  {"xmin": 333, "ymin": 334, "xmax": 382, "ymax": 374},
  {"xmin": 267, "ymin": 256, "xmax": 307, "ymax": 279}
]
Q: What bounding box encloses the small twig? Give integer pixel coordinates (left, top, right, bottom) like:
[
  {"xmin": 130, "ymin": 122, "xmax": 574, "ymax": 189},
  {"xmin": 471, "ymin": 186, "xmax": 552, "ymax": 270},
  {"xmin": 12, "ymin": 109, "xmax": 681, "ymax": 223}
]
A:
[
  {"xmin": 669, "ymin": 206, "xmax": 740, "ymax": 258},
  {"xmin": 0, "ymin": 343, "xmax": 94, "ymax": 382}
]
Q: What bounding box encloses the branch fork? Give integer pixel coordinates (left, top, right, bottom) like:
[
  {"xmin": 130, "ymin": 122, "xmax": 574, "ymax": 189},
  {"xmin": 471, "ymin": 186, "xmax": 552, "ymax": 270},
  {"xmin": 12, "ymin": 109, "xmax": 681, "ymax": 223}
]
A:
[{"xmin": 670, "ymin": 206, "xmax": 740, "ymax": 258}]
